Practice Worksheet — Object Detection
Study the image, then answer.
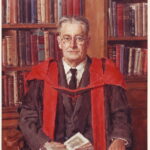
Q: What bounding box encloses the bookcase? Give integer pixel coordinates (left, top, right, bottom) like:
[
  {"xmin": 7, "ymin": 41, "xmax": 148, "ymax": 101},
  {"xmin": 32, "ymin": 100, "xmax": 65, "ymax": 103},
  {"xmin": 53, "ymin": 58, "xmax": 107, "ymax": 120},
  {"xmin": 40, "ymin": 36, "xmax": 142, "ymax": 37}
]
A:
[{"xmin": 2, "ymin": 0, "xmax": 147, "ymax": 150}]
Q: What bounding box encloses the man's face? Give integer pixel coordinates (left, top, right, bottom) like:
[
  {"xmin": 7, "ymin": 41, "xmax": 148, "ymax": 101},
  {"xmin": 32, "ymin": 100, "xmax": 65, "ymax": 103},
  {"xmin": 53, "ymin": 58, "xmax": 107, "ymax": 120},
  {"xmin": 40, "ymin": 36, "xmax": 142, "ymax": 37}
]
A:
[{"xmin": 57, "ymin": 22, "xmax": 89, "ymax": 66}]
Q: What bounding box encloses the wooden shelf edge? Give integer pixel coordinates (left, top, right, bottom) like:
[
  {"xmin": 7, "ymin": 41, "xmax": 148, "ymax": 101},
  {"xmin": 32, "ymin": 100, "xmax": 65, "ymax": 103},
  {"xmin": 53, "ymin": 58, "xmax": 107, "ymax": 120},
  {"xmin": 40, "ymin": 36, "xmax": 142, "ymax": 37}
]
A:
[
  {"xmin": 2, "ymin": 23, "xmax": 57, "ymax": 29},
  {"xmin": 2, "ymin": 106, "xmax": 19, "ymax": 113},
  {"xmin": 2, "ymin": 66, "xmax": 32, "ymax": 71},
  {"xmin": 108, "ymin": 36, "xmax": 147, "ymax": 41},
  {"xmin": 125, "ymin": 75, "xmax": 147, "ymax": 83}
]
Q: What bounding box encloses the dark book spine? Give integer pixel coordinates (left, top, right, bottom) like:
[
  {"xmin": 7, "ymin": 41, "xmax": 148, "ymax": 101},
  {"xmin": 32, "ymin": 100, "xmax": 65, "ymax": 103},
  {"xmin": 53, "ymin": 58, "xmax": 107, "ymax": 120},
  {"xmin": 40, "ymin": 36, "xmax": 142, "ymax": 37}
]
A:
[
  {"xmin": 50, "ymin": 0, "xmax": 55, "ymax": 23},
  {"xmin": 7, "ymin": 75, "xmax": 14, "ymax": 106},
  {"xmin": 2, "ymin": 0, "xmax": 6, "ymax": 24},
  {"xmin": 31, "ymin": 31, "xmax": 38, "ymax": 65},
  {"xmin": 49, "ymin": 32, "xmax": 55, "ymax": 58},
  {"xmin": 112, "ymin": 1, "xmax": 117, "ymax": 37},
  {"xmin": 31, "ymin": 0, "xmax": 37, "ymax": 23},
  {"xmin": 18, "ymin": 31, "xmax": 26, "ymax": 66},
  {"xmin": 24, "ymin": 0, "xmax": 31, "ymax": 23},
  {"xmin": 123, "ymin": 47, "xmax": 129, "ymax": 75}
]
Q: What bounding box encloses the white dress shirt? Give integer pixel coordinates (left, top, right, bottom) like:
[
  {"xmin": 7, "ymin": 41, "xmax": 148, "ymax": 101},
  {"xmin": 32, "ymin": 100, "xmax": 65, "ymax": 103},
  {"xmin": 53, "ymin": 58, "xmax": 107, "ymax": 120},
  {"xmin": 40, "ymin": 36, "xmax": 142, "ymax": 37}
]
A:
[{"xmin": 62, "ymin": 58, "xmax": 87, "ymax": 88}]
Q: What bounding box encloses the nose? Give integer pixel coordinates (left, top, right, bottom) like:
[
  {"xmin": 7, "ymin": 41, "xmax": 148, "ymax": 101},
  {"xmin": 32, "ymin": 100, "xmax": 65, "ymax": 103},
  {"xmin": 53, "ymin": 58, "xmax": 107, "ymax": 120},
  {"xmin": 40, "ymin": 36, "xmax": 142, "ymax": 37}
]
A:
[{"xmin": 70, "ymin": 38, "xmax": 77, "ymax": 48}]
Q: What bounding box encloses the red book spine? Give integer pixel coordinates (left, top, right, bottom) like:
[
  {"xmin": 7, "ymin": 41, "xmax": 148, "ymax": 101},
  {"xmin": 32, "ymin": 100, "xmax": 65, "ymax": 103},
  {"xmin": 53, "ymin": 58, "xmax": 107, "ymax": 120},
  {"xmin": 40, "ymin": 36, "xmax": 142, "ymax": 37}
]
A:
[
  {"xmin": 73, "ymin": 0, "xmax": 80, "ymax": 16},
  {"xmin": 2, "ymin": 38, "xmax": 7, "ymax": 67},
  {"xmin": 142, "ymin": 49, "xmax": 147, "ymax": 75},
  {"xmin": 117, "ymin": 3, "xmax": 124, "ymax": 37},
  {"xmin": 62, "ymin": 0, "xmax": 67, "ymax": 16},
  {"xmin": 67, "ymin": 0, "xmax": 73, "ymax": 16}
]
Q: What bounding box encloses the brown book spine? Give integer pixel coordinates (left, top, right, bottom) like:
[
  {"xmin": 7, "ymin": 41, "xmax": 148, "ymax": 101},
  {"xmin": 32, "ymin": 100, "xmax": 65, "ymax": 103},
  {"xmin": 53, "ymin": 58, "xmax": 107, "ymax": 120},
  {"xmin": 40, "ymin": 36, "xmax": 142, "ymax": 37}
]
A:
[
  {"xmin": 37, "ymin": 0, "xmax": 41, "ymax": 23},
  {"xmin": 2, "ymin": 38, "xmax": 7, "ymax": 67},
  {"xmin": 7, "ymin": 75, "xmax": 14, "ymax": 106},
  {"xmin": 2, "ymin": 75, "xmax": 8, "ymax": 107},
  {"xmin": 54, "ymin": 0, "xmax": 58, "ymax": 22},
  {"xmin": 10, "ymin": 0, "xmax": 17, "ymax": 23},
  {"xmin": 142, "ymin": 49, "xmax": 147, "ymax": 75},
  {"xmin": 49, "ymin": 32, "xmax": 55, "ymax": 58},
  {"xmin": 44, "ymin": 31, "xmax": 50, "ymax": 60},
  {"xmin": 45, "ymin": 0, "xmax": 50, "ymax": 23},
  {"xmin": 31, "ymin": 31, "xmax": 38, "ymax": 65}
]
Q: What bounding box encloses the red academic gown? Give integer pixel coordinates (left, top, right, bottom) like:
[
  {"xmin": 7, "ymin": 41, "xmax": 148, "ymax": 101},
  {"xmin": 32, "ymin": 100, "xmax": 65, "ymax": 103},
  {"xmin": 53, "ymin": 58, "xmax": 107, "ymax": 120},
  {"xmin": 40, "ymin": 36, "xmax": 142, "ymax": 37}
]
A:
[{"xmin": 25, "ymin": 57, "xmax": 126, "ymax": 150}]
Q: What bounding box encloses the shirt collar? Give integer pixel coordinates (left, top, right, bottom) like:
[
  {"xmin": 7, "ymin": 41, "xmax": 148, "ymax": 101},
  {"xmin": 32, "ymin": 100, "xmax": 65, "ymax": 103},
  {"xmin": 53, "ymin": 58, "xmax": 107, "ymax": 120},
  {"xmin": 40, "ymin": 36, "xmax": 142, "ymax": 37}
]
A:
[{"xmin": 62, "ymin": 57, "xmax": 87, "ymax": 75}]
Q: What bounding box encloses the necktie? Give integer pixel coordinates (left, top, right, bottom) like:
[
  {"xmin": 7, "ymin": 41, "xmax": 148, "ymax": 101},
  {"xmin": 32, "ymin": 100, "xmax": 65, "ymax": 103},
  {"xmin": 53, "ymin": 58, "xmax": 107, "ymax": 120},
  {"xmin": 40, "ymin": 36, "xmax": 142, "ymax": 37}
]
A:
[
  {"xmin": 68, "ymin": 68, "xmax": 77, "ymax": 108},
  {"xmin": 69, "ymin": 68, "xmax": 77, "ymax": 89}
]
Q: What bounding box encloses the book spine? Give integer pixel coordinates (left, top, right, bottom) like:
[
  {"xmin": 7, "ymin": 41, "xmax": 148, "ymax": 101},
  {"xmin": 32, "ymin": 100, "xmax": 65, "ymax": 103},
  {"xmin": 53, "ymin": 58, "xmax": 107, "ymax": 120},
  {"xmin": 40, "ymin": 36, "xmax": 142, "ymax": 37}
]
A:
[
  {"xmin": 10, "ymin": 0, "xmax": 17, "ymax": 23},
  {"xmin": 37, "ymin": 0, "xmax": 41, "ymax": 23},
  {"xmin": 18, "ymin": 31, "xmax": 26, "ymax": 66},
  {"xmin": 31, "ymin": 0, "xmax": 37, "ymax": 23},
  {"xmin": 6, "ymin": 36, "xmax": 13, "ymax": 66},
  {"xmin": 73, "ymin": 0, "xmax": 80, "ymax": 16},
  {"xmin": 2, "ymin": 0, "xmax": 6, "ymax": 24},
  {"xmin": 31, "ymin": 31, "xmax": 38, "ymax": 65},
  {"xmin": 37, "ymin": 30, "xmax": 45, "ymax": 62},
  {"xmin": 7, "ymin": 75, "xmax": 14, "ymax": 106},
  {"xmin": 2, "ymin": 38, "xmax": 7, "ymax": 67},
  {"xmin": 40, "ymin": 0, "xmax": 46, "ymax": 23},
  {"xmin": 67, "ymin": 0, "xmax": 73, "ymax": 16},
  {"xmin": 25, "ymin": 31, "xmax": 32, "ymax": 65},
  {"xmin": 49, "ymin": 32, "xmax": 55, "ymax": 58},
  {"xmin": 112, "ymin": 1, "xmax": 117, "ymax": 37},
  {"xmin": 115, "ymin": 44, "xmax": 120, "ymax": 69},
  {"xmin": 143, "ymin": 3, "xmax": 147, "ymax": 36},
  {"xmin": 44, "ymin": 31, "xmax": 50, "ymax": 60},
  {"xmin": 62, "ymin": 0, "xmax": 67, "ymax": 16},
  {"xmin": 54, "ymin": 0, "xmax": 58, "ymax": 22},
  {"xmin": 58, "ymin": 0, "xmax": 62, "ymax": 20},
  {"xmin": 45, "ymin": 0, "xmax": 50, "ymax": 23},
  {"xmin": 2, "ymin": 75, "xmax": 8, "ymax": 107},
  {"xmin": 50, "ymin": 0, "xmax": 55, "ymax": 23},
  {"xmin": 117, "ymin": 3, "xmax": 124, "ymax": 37},
  {"xmin": 6, "ymin": 0, "xmax": 11, "ymax": 23}
]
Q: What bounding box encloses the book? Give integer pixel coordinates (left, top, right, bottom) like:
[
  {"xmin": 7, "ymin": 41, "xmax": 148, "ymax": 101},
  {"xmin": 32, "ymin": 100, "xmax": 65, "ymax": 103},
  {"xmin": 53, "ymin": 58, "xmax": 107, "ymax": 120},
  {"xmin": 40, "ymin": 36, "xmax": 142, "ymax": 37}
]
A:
[
  {"xmin": 116, "ymin": 3, "xmax": 124, "ymax": 37},
  {"xmin": 67, "ymin": 0, "xmax": 73, "ymax": 16},
  {"xmin": 64, "ymin": 132, "xmax": 93, "ymax": 150},
  {"xmin": 73, "ymin": 0, "xmax": 81, "ymax": 16}
]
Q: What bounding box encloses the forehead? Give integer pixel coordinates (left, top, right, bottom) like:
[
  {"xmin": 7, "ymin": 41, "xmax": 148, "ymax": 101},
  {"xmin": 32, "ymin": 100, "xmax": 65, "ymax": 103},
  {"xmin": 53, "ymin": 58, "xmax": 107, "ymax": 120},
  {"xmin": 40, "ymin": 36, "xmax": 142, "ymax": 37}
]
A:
[{"xmin": 59, "ymin": 22, "xmax": 86, "ymax": 36}]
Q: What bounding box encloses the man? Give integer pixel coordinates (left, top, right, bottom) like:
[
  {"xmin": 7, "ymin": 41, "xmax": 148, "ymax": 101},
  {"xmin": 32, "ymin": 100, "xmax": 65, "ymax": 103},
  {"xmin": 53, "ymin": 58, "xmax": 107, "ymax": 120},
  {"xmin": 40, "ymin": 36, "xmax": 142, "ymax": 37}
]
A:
[{"xmin": 19, "ymin": 16, "xmax": 131, "ymax": 150}]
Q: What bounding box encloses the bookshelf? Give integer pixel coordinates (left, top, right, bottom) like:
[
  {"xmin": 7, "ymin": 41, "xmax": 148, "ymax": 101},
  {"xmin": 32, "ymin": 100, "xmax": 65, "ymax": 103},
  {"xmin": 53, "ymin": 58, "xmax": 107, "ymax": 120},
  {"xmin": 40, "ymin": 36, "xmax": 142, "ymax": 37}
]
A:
[{"xmin": 2, "ymin": 0, "xmax": 147, "ymax": 150}]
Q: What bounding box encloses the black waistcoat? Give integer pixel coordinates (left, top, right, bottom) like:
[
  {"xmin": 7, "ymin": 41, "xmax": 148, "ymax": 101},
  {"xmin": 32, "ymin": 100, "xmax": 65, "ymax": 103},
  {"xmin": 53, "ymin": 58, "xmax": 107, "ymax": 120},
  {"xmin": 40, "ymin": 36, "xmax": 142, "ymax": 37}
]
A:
[{"xmin": 54, "ymin": 59, "xmax": 93, "ymax": 143}]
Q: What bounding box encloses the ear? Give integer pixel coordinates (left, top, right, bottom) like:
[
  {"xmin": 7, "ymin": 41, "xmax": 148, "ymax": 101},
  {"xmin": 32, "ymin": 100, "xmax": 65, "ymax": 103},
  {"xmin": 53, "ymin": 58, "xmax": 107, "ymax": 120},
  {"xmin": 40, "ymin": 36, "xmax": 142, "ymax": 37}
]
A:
[{"xmin": 57, "ymin": 36, "xmax": 62, "ymax": 49}]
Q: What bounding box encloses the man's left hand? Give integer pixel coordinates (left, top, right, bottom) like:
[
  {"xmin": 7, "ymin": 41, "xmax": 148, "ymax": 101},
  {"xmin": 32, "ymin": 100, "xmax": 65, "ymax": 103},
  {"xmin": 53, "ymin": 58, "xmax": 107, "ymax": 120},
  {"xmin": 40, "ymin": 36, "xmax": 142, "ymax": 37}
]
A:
[{"xmin": 108, "ymin": 139, "xmax": 126, "ymax": 150}]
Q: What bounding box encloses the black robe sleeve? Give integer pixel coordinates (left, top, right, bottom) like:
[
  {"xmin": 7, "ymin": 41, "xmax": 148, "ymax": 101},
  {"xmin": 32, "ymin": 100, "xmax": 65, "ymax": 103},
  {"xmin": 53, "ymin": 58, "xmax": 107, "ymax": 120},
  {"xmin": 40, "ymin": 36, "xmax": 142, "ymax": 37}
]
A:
[{"xmin": 19, "ymin": 80, "xmax": 50, "ymax": 150}]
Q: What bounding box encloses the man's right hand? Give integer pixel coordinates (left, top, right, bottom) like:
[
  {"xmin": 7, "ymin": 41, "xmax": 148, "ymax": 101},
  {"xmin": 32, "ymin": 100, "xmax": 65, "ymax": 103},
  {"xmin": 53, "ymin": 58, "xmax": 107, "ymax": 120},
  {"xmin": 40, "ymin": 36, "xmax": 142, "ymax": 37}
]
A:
[{"xmin": 42, "ymin": 141, "xmax": 67, "ymax": 150}]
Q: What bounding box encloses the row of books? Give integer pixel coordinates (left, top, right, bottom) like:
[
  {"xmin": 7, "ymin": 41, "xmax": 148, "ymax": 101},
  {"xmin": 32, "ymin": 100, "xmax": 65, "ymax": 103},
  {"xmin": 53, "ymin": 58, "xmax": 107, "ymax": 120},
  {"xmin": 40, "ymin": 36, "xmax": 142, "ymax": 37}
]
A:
[
  {"xmin": 2, "ymin": 29, "xmax": 62, "ymax": 67},
  {"xmin": 2, "ymin": 0, "xmax": 84, "ymax": 24},
  {"xmin": 108, "ymin": 44, "xmax": 147, "ymax": 76},
  {"xmin": 108, "ymin": 2, "xmax": 147, "ymax": 37},
  {"xmin": 2, "ymin": 71, "xmax": 27, "ymax": 107}
]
